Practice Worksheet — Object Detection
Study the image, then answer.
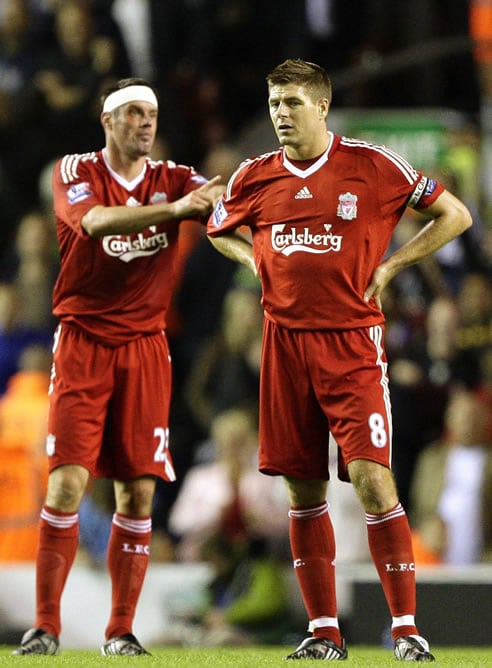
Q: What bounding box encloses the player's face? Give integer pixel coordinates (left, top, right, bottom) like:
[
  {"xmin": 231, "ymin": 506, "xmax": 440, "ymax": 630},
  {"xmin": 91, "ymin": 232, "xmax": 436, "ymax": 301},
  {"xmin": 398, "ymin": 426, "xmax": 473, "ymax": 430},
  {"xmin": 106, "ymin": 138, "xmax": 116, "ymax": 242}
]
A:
[
  {"xmin": 268, "ymin": 83, "xmax": 329, "ymax": 158},
  {"xmin": 111, "ymin": 101, "xmax": 158, "ymax": 158}
]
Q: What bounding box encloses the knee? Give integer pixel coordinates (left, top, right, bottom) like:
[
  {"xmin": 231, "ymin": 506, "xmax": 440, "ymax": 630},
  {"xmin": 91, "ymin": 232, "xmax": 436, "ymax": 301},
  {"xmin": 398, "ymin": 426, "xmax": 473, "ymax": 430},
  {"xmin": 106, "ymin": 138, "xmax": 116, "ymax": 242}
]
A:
[
  {"xmin": 114, "ymin": 477, "xmax": 156, "ymax": 516},
  {"xmin": 46, "ymin": 465, "xmax": 89, "ymax": 512},
  {"xmin": 348, "ymin": 460, "xmax": 399, "ymax": 513},
  {"xmin": 284, "ymin": 477, "xmax": 328, "ymax": 508}
]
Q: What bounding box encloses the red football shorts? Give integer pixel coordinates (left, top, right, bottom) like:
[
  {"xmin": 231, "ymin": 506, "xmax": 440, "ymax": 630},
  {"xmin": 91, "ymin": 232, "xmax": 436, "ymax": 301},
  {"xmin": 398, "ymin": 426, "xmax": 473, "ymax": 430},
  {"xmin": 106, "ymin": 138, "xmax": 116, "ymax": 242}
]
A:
[
  {"xmin": 258, "ymin": 320, "xmax": 392, "ymax": 481},
  {"xmin": 47, "ymin": 324, "xmax": 175, "ymax": 482}
]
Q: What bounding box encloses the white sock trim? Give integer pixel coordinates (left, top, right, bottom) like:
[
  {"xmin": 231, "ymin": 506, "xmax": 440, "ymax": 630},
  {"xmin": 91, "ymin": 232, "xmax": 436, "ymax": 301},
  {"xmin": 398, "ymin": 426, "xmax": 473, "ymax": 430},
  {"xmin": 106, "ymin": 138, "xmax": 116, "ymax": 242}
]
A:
[
  {"xmin": 308, "ymin": 616, "xmax": 339, "ymax": 632},
  {"xmin": 289, "ymin": 502, "xmax": 329, "ymax": 520},
  {"xmin": 41, "ymin": 508, "xmax": 78, "ymax": 528},
  {"xmin": 365, "ymin": 503, "xmax": 406, "ymax": 525},
  {"xmin": 392, "ymin": 615, "xmax": 415, "ymax": 628},
  {"xmin": 112, "ymin": 513, "xmax": 152, "ymax": 533}
]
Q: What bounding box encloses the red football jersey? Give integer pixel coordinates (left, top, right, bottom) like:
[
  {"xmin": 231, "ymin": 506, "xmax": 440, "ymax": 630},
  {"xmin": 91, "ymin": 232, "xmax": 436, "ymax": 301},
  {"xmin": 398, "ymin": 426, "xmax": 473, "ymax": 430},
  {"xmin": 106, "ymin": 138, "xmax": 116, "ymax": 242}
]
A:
[
  {"xmin": 52, "ymin": 150, "xmax": 207, "ymax": 345},
  {"xmin": 208, "ymin": 133, "xmax": 444, "ymax": 330}
]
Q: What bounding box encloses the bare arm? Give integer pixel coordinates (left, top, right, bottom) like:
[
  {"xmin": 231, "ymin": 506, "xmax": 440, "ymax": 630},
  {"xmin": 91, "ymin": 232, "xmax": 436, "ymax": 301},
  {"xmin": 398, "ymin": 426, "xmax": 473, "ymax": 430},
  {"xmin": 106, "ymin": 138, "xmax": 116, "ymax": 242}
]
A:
[
  {"xmin": 364, "ymin": 189, "xmax": 473, "ymax": 308},
  {"xmin": 81, "ymin": 176, "xmax": 225, "ymax": 237},
  {"xmin": 208, "ymin": 229, "xmax": 257, "ymax": 276}
]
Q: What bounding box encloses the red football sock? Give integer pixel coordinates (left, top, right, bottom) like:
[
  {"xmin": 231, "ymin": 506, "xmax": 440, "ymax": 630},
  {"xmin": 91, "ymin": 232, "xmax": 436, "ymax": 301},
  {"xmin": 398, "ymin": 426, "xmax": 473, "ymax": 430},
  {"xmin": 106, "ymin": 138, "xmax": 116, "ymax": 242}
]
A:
[
  {"xmin": 289, "ymin": 502, "xmax": 342, "ymax": 645},
  {"xmin": 365, "ymin": 503, "xmax": 419, "ymax": 640},
  {"xmin": 105, "ymin": 513, "xmax": 152, "ymax": 640},
  {"xmin": 35, "ymin": 506, "xmax": 79, "ymax": 638}
]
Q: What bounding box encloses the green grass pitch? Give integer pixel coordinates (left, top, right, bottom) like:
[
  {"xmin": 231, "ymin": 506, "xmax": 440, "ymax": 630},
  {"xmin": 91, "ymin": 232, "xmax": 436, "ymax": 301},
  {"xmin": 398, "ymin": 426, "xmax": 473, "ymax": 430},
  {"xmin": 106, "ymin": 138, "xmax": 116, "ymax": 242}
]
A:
[{"xmin": 2, "ymin": 645, "xmax": 492, "ymax": 666}]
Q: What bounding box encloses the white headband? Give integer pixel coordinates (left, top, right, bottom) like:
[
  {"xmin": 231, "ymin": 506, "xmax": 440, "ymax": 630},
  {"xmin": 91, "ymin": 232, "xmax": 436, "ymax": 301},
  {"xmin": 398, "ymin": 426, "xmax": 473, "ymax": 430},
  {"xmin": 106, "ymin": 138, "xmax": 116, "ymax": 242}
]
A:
[{"xmin": 102, "ymin": 85, "xmax": 158, "ymax": 113}]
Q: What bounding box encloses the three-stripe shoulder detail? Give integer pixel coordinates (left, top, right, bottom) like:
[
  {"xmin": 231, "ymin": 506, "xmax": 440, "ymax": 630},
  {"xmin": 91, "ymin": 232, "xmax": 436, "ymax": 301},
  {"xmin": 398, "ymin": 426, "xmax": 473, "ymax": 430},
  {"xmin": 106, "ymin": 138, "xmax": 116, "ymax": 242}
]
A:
[
  {"xmin": 60, "ymin": 152, "xmax": 99, "ymax": 184},
  {"xmin": 339, "ymin": 137, "xmax": 419, "ymax": 184},
  {"xmin": 225, "ymin": 148, "xmax": 281, "ymax": 200},
  {"xmin": 147, "ymin": 157, "xmax": 165, "ymax": 169}
]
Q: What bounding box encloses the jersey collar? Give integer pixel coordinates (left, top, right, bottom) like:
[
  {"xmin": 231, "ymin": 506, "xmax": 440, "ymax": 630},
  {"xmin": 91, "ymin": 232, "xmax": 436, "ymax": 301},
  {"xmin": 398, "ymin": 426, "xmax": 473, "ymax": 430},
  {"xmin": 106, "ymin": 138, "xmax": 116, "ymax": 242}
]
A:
[
  {"xmin": 282, "ymin": 131, "xmax": 334, "ymax": 178},
  {"xmin": 102, "ymin": 148, "xmax": 147, "ymax": 191}
]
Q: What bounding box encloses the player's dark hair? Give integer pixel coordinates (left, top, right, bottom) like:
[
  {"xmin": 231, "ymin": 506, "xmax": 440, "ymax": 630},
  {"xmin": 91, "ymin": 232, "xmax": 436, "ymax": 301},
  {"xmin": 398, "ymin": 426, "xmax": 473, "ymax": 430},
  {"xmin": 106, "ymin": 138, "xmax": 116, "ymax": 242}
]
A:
[
  {"xmin": 100, "ymin": 77, "xmax": 159, "ymax": 110},
  {"xmin": 267, "ymin": 59, "xmax": 332, "ymax": 103}
]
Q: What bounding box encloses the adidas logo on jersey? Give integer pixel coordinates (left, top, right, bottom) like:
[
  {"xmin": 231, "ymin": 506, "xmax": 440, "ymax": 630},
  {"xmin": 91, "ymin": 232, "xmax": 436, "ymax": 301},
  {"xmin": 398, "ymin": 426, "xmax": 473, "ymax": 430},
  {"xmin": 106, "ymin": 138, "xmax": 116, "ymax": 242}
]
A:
[{"xmin": 294, "ymin": 186, "xmax": 313, "ymax": 199}]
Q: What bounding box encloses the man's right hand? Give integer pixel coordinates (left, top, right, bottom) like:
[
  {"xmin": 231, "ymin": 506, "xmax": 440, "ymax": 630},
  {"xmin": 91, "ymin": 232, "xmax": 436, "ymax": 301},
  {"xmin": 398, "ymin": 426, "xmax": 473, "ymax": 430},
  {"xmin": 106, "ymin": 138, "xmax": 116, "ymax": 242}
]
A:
[{"xmin": 172, "ymin": 175, "xmax": 225, "ymax": 219}]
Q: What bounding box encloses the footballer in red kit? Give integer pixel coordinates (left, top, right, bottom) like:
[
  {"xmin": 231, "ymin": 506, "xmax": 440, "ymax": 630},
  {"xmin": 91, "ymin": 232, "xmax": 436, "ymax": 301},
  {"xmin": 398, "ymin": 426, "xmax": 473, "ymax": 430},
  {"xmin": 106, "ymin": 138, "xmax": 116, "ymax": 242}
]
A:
[
  {"xmin": 52, "ymin": 151, "xmax": 208, "ymax": 344},
  {"xmin": 13, "ymin": 78, "xmax": 225, "ymax": 657},
  {"xmin": 207, "ymin": 60, "xmax": 472, "ymax": 662},
  {"xmin": 212, "ymin": 135, "xmax": 443, "ymax": 331},
  {"xmin": 49, "ymin": 152, "xmax": 209, "ymax": 481},
  {"xmin": 210, "ymin": 135, "xmax": 444, "ymax": 483}
]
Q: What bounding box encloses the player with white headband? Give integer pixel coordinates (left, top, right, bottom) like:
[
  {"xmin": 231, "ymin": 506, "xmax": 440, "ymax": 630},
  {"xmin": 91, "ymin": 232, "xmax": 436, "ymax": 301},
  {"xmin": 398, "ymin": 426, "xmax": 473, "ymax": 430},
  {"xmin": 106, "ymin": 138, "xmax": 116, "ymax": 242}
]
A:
[
  {"xmin": 101, "ymin": 84, "xmax": 159, "ymax": 114},
  {"xmin": 13, "ymin": 78, "xmax": 226, "ymax": 657}
]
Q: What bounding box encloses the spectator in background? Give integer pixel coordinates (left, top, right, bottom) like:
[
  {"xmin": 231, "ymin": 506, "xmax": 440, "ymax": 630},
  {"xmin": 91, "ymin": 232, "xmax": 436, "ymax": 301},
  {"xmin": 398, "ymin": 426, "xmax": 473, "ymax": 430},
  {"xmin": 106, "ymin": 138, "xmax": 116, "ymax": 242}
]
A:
[
  {"xmin": 0, "ymin": 209, "xmax": 56, "ymax": 393},
  {"xmin": 475, "ymin": 346, "xmax": 492, "ymax": 445},
  {"xmin": 453, "ymin": 271, "xmax": 492, "ymax": 392},
  {"xmin": 8, "ymin": 210, "xmax": 58, "ymax": 333},
  {"xmin": 0, "ymin": 280, "xmax": 53, "ymax": 395},
  {"xmin": 390, "ymin": 295, "xmax": 469, "ymax": 511},
  {"xmin": 196, "ymin": 534, "xmax": 292, "ymax": 647},
  {"xmin": 184, "ymin": 273, "xmax": 262, "ymax": 435},
  {"xmin": 0, "ymin": 343, "xmax": 51, "ymax": 561},
  {"xmin": 423, "ymin": 296, "xmax": 467, "ymax": 388},
  {"xmin": 2, "ymin": 0, "xmax": 128, "ymax": 210},
  {"xmin": 1, "ymin": 0, "xmax": 131, "ymax": 211},
  {"xmin": 30, "ymin": 0, "xmax": 131, "ymax": 75},
  {"xmin": 32, "ymin": 0, "xmax": 128, "ymax": 157},
  {"xmin": 430, "ymin": 164, "xmax": 488, "ymax": 295},
  {"xmin": 456, "ymin": 271, "xmax": 492, "ymax": 358},
  {"xmin": 166, "ymin": 406, "xmax": 291, "ymax": 646},
  {"xmin": 0, "ymin": 0, "xmax": 48, "ymax": 209},
  {"xmin": 169, "ymin": 406, "xmax": 289, "ymax": 562},
  {"xmin": 388, "ymin": 271, "xmax": 492, "ymax": 514},
  {"xmin": 410, "ymin": 388, "xmax": 492, "ymax": 565},
  {"xmin": 0, "ymin": 0, "xmax": 38, "ymax": 119}
]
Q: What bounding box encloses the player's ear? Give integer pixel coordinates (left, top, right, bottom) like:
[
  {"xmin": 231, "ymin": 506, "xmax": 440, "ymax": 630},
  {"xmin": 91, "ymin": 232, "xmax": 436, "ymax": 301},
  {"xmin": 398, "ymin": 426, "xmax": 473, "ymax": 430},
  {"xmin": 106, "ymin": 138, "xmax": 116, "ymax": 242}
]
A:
[
  {"xmin": 318, "ymin": 98, "xmax": 329, "ymax": 119},
  {"xmin": 101, "ymin": 111, "xmax": 112, "ymax": 130}
]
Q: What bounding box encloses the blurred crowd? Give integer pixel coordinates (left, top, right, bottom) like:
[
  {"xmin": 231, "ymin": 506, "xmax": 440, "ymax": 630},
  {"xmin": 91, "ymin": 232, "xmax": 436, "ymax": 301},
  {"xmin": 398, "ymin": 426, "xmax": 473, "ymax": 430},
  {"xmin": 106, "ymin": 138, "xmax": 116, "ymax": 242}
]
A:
[{"xmin": 1, "ymin": 0, "xmax": 492, "ymax": 647}]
